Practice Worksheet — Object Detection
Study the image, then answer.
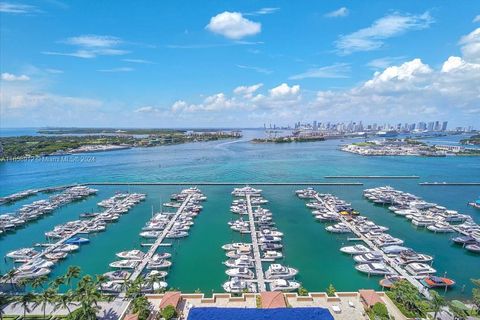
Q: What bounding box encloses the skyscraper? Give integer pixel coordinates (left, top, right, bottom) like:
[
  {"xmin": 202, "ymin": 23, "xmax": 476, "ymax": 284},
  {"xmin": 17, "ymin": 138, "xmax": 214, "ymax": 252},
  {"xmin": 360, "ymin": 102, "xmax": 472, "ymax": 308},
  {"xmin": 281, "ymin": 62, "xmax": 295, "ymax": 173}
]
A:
[{"xmin": 442, "ymin": 121, "xmax": 448, "ymax": 131}]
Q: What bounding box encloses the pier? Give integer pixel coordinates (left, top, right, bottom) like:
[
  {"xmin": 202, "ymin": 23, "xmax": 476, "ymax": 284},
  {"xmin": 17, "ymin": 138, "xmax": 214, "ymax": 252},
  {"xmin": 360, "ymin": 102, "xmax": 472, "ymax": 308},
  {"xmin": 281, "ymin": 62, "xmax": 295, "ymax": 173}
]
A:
[
  {"xmin": 245, "ymin": 194, "xmax": 266, "ymax": 292},
  {"xmin": 419, "ymin": 182, "xmax": 480, "ymax": 186},
  {"xmin": 83, "ymin": 181, "xmax": 363, "ymax": 186},
  {"xmin": 313, "ymin": 194, "xmax": 431, "ymax": 299},
  {"xmin": 325, "ymin": 175, "xmax": 419, "ymax": 179}
]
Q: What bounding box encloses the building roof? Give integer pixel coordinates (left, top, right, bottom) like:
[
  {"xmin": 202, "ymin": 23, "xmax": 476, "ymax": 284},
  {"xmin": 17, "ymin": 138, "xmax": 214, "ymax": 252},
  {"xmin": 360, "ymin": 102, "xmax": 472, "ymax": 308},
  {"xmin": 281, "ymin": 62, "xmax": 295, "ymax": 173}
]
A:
[
  {"xmin": 260, "ymin": 292, "xmax": 287, "ymax": 308},
  {"xmin": 359, "ymin": 289, "xmax": 384, "ymax": 308},
  {"xmin": 123, "ymin": 314, "xmax": 139, "ymax": 320},
  {"xmin": 160, "ymin": 291, "xmax": 182, "ymax": 309}
]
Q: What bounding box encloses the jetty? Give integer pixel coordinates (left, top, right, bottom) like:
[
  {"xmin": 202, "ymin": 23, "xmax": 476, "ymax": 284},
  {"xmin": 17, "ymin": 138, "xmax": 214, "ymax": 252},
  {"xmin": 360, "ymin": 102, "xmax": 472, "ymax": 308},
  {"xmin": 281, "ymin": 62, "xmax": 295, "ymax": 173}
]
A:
[
  {"xmin": 245, "ymin": 194, "xmax": 266, "ymax": 292},
  {"xmin": 325, "ymin": 175, "xmax": 419, "ymax": 179},
  {"xmin": 419, "ymin": 182, "xmax": 480, "ymax": 186},
  {"xmin": 0, "ymin": 185, "xmax": 76, "ymax": 205},
  {"xmin": 84, "ymin": 182, "xmax": 363, "ymax": 186},
  {"xmin": 313, "ymin": 193, "xmax": 431, "ymax": 299}
]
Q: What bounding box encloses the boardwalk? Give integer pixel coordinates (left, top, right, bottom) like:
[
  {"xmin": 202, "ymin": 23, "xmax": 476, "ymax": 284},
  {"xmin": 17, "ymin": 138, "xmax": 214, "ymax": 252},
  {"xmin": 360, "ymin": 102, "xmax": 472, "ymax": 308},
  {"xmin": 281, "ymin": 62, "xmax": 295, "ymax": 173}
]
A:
[
  {"xmin": 246, "ymin": 194, "xmax": 266, "ymax": 292},
  {"xmin": 314, "ymin": 194, "xmax": 431, "ymax": 300},
  {"xmin": 103, "ymin": 193, "xmax": 194, "ymax": 319}
]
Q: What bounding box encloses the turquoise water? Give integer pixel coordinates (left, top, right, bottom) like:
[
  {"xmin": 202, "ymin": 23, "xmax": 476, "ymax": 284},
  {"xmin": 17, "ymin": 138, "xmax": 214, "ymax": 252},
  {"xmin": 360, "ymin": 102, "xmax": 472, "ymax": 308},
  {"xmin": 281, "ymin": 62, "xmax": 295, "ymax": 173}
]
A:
[{"xmin": 0, "ymin": 131, "xmax": 479, "ymax": 298}]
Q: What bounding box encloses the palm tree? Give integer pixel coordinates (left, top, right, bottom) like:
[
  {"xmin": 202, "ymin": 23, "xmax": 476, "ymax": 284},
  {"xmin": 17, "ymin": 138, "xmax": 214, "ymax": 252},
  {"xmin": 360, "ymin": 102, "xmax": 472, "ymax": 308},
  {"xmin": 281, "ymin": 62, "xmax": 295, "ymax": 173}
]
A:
[
  {"xmin": 13, "ymin": 292, "xmax": 37, "ymax": 318},
  {"xmin": 146, "ymin": 273, "xmax": 162, "ymax": 293},
  {"xmin": 430, "ymin": 290, "xmax": 446, "ymax": 320},
  {"xmin": 73, "ymin": 275, "xmax": 104, "ymax": 320},
  {"xmin": 54, "ymin": 290, "xmax": 74, "ymax": 316},
  {"xmin": 30, "ymin": 275, "xmax": 48, "ymax": 292},
  {"xmin": 65, "ymin": 266, "xmax": 81, "ymax": 290},
  {"xmin": 36, "ymin": 288, "xmax": 56, "ymax": 320},
  {"xmin": 2, "ymin": 270, "xmax": 17, "ymax": 291},
  {"xmin": 0, "ymin": 293, "xmax": 12, "ymax": 320},
  {"xmin": 50, "ymin": 276, "xmax": 66, "ymax": 290}
]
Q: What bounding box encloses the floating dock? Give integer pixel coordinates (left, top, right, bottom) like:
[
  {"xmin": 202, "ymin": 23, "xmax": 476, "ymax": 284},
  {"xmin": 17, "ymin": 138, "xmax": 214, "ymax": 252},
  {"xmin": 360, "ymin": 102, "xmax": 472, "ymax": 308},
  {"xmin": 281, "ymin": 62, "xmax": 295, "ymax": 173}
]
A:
[
  {"xmin": 83, "ymin": 182, "xmax": 363, "ymax": 186},
  {"xmin": 419, "ymin": 182, "xmax": 480, "ymax": 186},
  {"xmin": 245, "ymin": 194, "xmax": 266, "ymax": 292},
  {"xmin": 325, "ymin": 175, "xmax": 420, "ymax": 179}
]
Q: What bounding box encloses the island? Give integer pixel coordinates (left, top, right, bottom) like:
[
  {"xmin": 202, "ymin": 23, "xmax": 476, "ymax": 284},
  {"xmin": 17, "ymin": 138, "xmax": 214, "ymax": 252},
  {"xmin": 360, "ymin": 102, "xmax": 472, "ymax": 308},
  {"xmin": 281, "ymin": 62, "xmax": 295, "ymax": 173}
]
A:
[
  {"xmin": 0, "ymin": 130, "xmax": 242, "ymax": 160},
  {"xmin": 460, "ymin": 134, "xmax": 480, "ymax": 145},
  {"xmin": 341, "ymin": 139, "xmax": 480, "ymax": 156},
  {"xmin": 252, "ymin": 135, "xmax": 325, "ymax": 143}
]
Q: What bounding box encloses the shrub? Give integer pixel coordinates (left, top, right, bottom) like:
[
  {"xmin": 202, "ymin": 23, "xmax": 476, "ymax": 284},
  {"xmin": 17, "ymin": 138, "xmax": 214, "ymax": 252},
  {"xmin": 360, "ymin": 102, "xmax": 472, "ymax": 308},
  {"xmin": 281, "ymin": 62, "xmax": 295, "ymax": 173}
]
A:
[
  {"xmin": 160, "ymin": 305, "xmax": 177, "ymax": 320},
  {"xmin": 298, "ymin": 287, "xmax": 309, "ymax": 296}
]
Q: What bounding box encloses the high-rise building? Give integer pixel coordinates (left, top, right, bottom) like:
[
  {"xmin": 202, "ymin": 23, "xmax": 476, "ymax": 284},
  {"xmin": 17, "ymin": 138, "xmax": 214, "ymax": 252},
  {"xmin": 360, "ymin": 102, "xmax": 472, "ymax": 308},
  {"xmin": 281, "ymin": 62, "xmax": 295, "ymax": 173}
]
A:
[
  {"xmin": 441, "ymin": 121, "xmax": 448, "ymax": 131},
  {"xmin": 434, "ymin": 121, "xmax": 440, "ymax": 131},
  {"xmin": 427, "ymin": 122, "xmax": 434, "ymax": 131}
]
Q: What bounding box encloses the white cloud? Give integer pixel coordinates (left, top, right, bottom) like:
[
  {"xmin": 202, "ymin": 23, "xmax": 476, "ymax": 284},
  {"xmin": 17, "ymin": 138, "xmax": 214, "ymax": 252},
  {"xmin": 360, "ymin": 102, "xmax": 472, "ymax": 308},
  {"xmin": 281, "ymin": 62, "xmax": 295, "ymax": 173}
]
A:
[
  {"xmin": 269, "ymin": 83, "xmax": 300, "ymax": 97},
  {"xmin": 236, "ymin": 64, "xmax": 272, "ymax": 74},
  {"xmin": 134, "ymin": 106, "xmax": 159, "ymax": 113},
  {"xmin": 289, "ymin": 63, "xmax": 350, "ymax": 80},
  {"xmin": 367, "ymin": 56, "xmax": 407, "ymax": 69},
  {"xmin": 459, "ymin": 28, "xmax": 480, "ymax": 63},
  {"xmin": 43, "ymin": 34, "xmax": 128, "ymax": 59},
  {"xmin": 0, "ymin": 2, "xmax": 38, "ymax": 14},
  {"xmin": 325, "ymin": 7, "xmax": 349, "ymax": 18},
  {"xmin": 45, "ymin": 68, "xmax": 64, "ymax": 74},
  {"xmin": 336, "ymin": 12, "xmax": 434, "ymax": 55},
  {"xmin": 122, "ymin": 58, "xmax": 153, "ymax": 64},
  {"xmin": 206, "ymin": 11, "xmax": 261, "ymax": 39},
  {"xmin": 473, "ymin": 15, "xmax": 480, "ymax": 23},
  {"xmin": 97, "ymin": 67, "xmax": 133, "ymax": 73},
  {"xmin": 1, "ymin": 72, "xmax": 30, "ymax": 81},
  {"xmin": 245, "ymin": 7, "xmax": 279, "ymax": 16},
  {"xmin": 234, "ymin": 83, "xmax": 263, "ymax": 97}
]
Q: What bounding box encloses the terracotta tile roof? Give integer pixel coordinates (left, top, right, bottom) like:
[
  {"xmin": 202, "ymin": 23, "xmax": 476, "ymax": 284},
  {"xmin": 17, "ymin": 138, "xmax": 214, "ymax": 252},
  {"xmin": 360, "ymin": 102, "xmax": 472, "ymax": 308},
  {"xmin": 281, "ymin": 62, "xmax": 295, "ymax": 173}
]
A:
[
  {"xmin": 123, "ymin": 314, "xmax": 139, "ymax": 320},
  {"xmin": 260, "ymin": 291, "xmax": 286, "ymax": 308},
  {"xmin": 160, "ymin": 291, "xmax": 182, "ymax": 309},
  {"xmin": 359, "ymin": 289, "xmax": 383, "ymax": 308}
]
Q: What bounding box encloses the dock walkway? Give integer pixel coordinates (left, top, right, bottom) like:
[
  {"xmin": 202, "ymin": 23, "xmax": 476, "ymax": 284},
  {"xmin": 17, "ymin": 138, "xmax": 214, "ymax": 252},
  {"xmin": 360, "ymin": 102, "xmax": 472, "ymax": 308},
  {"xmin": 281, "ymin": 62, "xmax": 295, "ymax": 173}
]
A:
[
  {"xmin": 314, "ymin": 194, "xmax": 431, "ymax": 300},
  {"xmin": 246, "ymin": 194, "xmax": 266, "ymax": 292}
]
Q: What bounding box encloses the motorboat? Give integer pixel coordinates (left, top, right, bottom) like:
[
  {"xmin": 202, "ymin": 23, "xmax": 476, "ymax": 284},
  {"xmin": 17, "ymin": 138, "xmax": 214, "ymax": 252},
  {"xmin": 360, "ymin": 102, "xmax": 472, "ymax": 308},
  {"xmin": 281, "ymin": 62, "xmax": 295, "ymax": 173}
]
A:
[
  {"xmin": 225, "ymin": 267, "xmax": 255, "ymax": 279},
  {"xmin": 260, "ymin": 243, "xmax": 283, "ymax": 251},
  {"xmin": 116, "ymin": 250, "xmax": 145, "ymax": 260},
  {"xmin": 53, "ymin": 244, "xmax": 79, "ymax": 253},
  {"xmin": 166, "ymin": 230, "xmax": 189, "ymax": 238},
  {"xmin": 427, "ymin": 222, "xmax": 454, "ymax": 233},
  {"xmin": 263, "ymin": 250, "xmax": 283, "ymax": 260},
  {"xmin": 224, "ymin": 255, "xmax": 254, "ymax": 268},
  {"xmin": 382, "ymin": 245, "xmax": 410, "ymax": 255},
  {"xmin": 222, "ymin": 277, "xmax": 256, "ymax": 293},
  {"xmin": 6, "ymin": 248, "xmax": 38, "ymax": 260},
  {"xmin": 340, "ymin": 244, "xmax": 370, "ymax": 255},
  {"xmin": 421, "ymin": 275, "xmax": 455, "ymax": 288},
  {"xmin": 355, "ymin": 263, "xmax": 392, "ymax": 276},
  {"xmin": 412, "ymin": 216, "xmax": 437, "ymax": 227},
  {"xmin": 145, "ymin": 270, "xmax": 168, "ymax": 280},
  {"xmin": 226, "ymin": 246, "xmax": 252, "ymax": 259},
  {"xmin": 379, "ymin": 276, "xmax": 405, "ymax": 289},
  {"xmin": 103, "ymin": 270, "xmax": 131, "ymax": 281},
  {"xmin": 404, "ymin": 263, "xmax": 437, "ymax": 278},
  {"xmin": 109, "ymin": 260, "xmax": 139, "ymax": 269},
  {"xmin": 264, "ymin": 264, "xmax": 298, "ymax": 280},
  {"xmin": 28, "ymin": 258, "xmax": 54, "ymax": 269},
  {"xmin": 146, "ymin": 255, "xmax": 172, "ymax": 269},
  {"xmin": 452, "ymin": 235, "xmax": 477, "ymax": 245},
  {"xmin": 326, "ymin": 223, "xmax": 351, "ymax": 233},
  {"xmin": 45, "ymin": 252, "xmax": 68, "ymax": 260},
  {"xmin": 259, "ymin": 235, "xmax": 282, "ymax": 243},
  {"xmin": 465, "ymin": 243, "xmax": 480, "ymax": 253},
  {"xmin": 65, "ymin": 237, "xmax": 90, "ymax": 245},
  {"xmin": 100, "ymin": 281, "xmax": 123, "ymax": 293},
  {"xmin": 260, "ymin": 229, "xmax": 283, "ymax": 237},
  {"xmin": 353, "ymin": 252, "xmax": 384, "ymax": 264},
  {"xmin": 222, "ymin": 243, "xmax": 251, "ymax": 251},
  {"xmin": 373, "ymin": 235, "xmax": 404, "ymax": 247},
  {"xmin": 393, "ymin": 250, "xmax": 433, "ymax": 265},
  {"xmin": 140, "ymin": 231, "xmax": 160, "ymax": 238},
  {"xmin": 269, "ymin": 279, "xmax": 301, "ymax": 292},
  {"xmin": 14, "ymin": 266, "xmax": 51, "ymax": 279}
]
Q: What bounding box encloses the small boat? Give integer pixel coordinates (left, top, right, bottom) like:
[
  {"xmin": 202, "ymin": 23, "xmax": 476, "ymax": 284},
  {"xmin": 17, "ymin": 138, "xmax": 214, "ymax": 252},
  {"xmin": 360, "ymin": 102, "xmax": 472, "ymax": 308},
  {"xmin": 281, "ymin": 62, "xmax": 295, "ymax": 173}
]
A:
[
  {"xmin": 224, "ymin": 255, "xmax": 254, "ymax": 269},
  {"xmin": 468, "ymin": 199, "xmax": 480, "ymax": 209},
  {"xmin": 258, "ymin": 235, "xmax": 282, "ymax": 243},
  {"xmin": 264, "ymin": 264, "xmax": 298, "ymax": 280},
  {"xmin": 15, "ymin": 266, "xmax": 51, "ymax": 279},
  {"xmin": 340, "ymin": 244, "xmax": 370, "ymax": 255},
  {"xmin": 45, "ymin": 252, "xmax": 68, "ymax": 260},
  {"xmin": 65, "ymin": 237, "xmax": 90, "ymax": 245},
  {"xmin": 146, "ymin": 255, "xmax": 172, "ymax": 269},
  {"xmin": 421, "ymin": 275, "xmax": 455, "ymax": 288},
  {"xmin": 225, "ymin": 267, "xmax": 255, "ymax": 279},
  {"xmin": 393, "ymin": 250, "xmax": 433, "ymax": 265},
  {"xmin": 452, "ymin": 235, "xmax": 477, "ymax": 245},
  {"xmin": 379, "ymin": 276, "xmax": 405, "ymax": 289},
  {"xmin": 104, "ymin": 270, "xmax": 131, "ymax": 281},
  {"xmin": 269, "ymin": 279, "xmax": 301, "ymax": 291},
  {"xmin": 80, "ymin": 212, "xmax": 99, "ymax": 218},
  {"xmin": 116, "ymin": 250, "xmax": 145, "ymax": 260},
  {"xmin": 109, "ymin": 260, "xmax": 139, "ymax": 269},
  {"xmin": 382, "ymin": 245, "xmax": 410, "ymax": 255},
  {"xmin": 353, "ymin": 252, "xmax": 384, "ymax": 264},
  {"xmin": 53, "ymin": 244, "xmax": 79, "ymax": 253},
  {"xmin": 355, "ymin": 263, "xmax": 392, "ymax": 276},
  {"xmin": 145, "ymin": 270, "xmax": 168, "ymax": 279},
  {"xmin": 100, "ymin": 281, "xmax": 123, "ymax": 293},
  {"xmin": 6, "ymin": 248, "xmax": 38, "ymax": 260},
  {"xmin": 465, "ymin": 243, "xmax": 480, "ymax": 253},
  {"xmin": 404, "ymin": 263, "xmax": 436, "ymax": 278},
  {"xmin": 263, "ymin": 250, "xmax": 283, "ymax": 260},
  {"xmin": 326, "ymin": 223, "xmax": 351, "ymax": 233},
  {"xmin": 427, "ymin": 222, "xmax": 454, "ymax": 233},
  {"xmin": 222, "ymin": 243, "xmax": 251, "ymax": 251},
  {"xmin": 140, "ymin": 231, "xmax": 160, "ymax": 239},
  {"xmin": 222, "ymin": 277, "xmax": 256, "ymax": 293},
  {"xmin": 166, "ymin": 231, "xmax": 188, "ymax": 238},
  {"xmin": 260, "ymin": 243, "xmax": 283, "ymax": 251}
]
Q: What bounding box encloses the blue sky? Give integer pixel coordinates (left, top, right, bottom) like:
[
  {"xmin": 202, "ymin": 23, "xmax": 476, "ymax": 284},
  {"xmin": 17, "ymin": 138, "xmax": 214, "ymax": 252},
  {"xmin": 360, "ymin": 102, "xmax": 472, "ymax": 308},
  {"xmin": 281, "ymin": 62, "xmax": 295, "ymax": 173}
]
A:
[{"xmin": 1, "ymin": 0, "xmax": 479, "ymax": 128}]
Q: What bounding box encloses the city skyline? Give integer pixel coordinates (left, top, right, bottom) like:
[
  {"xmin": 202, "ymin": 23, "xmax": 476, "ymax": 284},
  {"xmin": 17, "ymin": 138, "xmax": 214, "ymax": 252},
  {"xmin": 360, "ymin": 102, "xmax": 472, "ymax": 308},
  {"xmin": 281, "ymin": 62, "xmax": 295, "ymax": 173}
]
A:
[{"xmin": 1, "ymin": 1, "xmax": 479, "ymax": 128}]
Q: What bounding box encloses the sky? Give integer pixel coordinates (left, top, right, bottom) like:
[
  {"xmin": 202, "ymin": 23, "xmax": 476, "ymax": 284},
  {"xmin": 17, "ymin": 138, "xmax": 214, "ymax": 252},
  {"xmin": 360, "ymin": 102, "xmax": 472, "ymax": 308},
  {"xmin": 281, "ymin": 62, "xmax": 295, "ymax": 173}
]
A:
[{"xmin": 0, "ymin": 0, "xmax": 479, "ymax": 128}]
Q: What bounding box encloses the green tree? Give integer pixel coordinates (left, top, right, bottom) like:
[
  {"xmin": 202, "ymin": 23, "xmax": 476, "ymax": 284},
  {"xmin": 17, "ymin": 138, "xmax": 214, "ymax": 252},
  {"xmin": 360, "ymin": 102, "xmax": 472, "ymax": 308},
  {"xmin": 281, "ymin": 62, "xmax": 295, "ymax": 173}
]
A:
[
  {"xmin": 54, "ymin": 291, "xmax": 74, "ymax": 315},
  {"xmin": 13, "ymin": 292, "xmax": 37, "ymax": 318},
  {"xmin": 0, "ymin": 293, "xmax": 12, "ymax": 320},
  {"xmin": 429, "ymin": 290, "xmax": 446, "ymax": 320},
  {"xmin": 160, "ymin": 305, "xmax": 176, "ymax": 320},
  {"xmin": 298, "ymin": 287, "xmax": 309, "ymax": 296},
  {"xmin": 371, "ymin": 302, "xmax": 389, "ymax": 319},
  {"xmin": 2, "ymin": 271, "xmax": 17, "ymax": 291},
  {"xmin": 132, "ymin": 295, "xmax": 151, "ymax": 320},
  {"xmin": 50, "ymin": 276, "xmax": 66, "ymax": 290},
  {"xmin": 71, "ymin": 275, "xmax": 104, "ymax": 320},
  {"xmin": 36, "ymin": 288, "xmax": 57, "ymax": 319},
  {"xmin": 471, "ymin": 278, "xmax": 480, "ymax": 313},
  {"xmin": 65, "ymin": 266, "xmax": 81, "ymax": 290},
  {"xmin": 326, "ymin": 284, "xmax": 336, "ymax": 297},
  {"xmin": 31, "ymin": 275, "xmax": 48, "ymax": 292}
]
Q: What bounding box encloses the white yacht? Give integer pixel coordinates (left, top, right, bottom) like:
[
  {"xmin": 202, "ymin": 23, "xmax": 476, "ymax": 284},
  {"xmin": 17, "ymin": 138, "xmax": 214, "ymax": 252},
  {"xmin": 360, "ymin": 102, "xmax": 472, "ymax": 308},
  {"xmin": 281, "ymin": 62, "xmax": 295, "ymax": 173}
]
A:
[
  {"xmin": 405, "ymin": 263, "xmax": 436, "ymax": 278},
  {"xmin": 263, "ymin": 251, "xmax": 283, "ymax": 260},
  {"xmin": 109, "ymin": 260, "xmax": 139, "ymax": 269},
  {"xmin": 355, "ymin": 263, "xmax": 392, "ymax": 276},
  {"xmin": 340, "ymin": 244, "xmax": 370, "ymax": 255},
  {"xmin": 222, "ymin": 277, "xmax": 256, "ymax": 293},
  {"xmin": 225, "ymin": 267, "xmax": 255, "ymax": 279},
  {"xmin": 260, "ymin": 229, "xmax": 283, "ymax": 237},
  {"xmin": 411, "ymin": 216, "xmax": 437, "ymax": 227},
  {"xmin": 226, "ymin": 246, "xmax": 252, "ymax": 259},
  {"xmin": 373, "ymin": 235, "xmax": 404, "ymax": 247},
  {"xmin": 269, "ymin": 279, "xmax": 301, "ymax": 292},
  {"xmin": 140, "ymin": 231, "xmax": 161, "ymax": 238},
  {"xmin": 259, "ymin": 235, "xmax": 282, "ymax": 243},
  {"xmin": 166, "ymin": 230, "xmax": 189, "ymax": 238},
  {"xmin": 146, "ymin": 255, "xmax": 172, "ymax": 269},
  {"xmin": 45, "ymin": 252, "xmax": 68, "ymax": 260},
  {"xmin": 53, "ymin": 244, "xmax": 79, "ymax": 253},
  {"xmin": 100, "ymin": 281, "xmax": 123, "ymax": 293},
  {"xmin": 6, "ymin": 248, "xmax": 38, "ymax": 260},
  {"xmin": 382, "ymin": 245, "xmax": 410, "ymax": 255},
  {"xmin": 103, "ymin": 270, "xmax": 131, "ymax": 281},
  {"xmin": 15, "ymin": 266, "xmax": 51, "ymax": 279},
  {"xmin": 353, "ymin": 252, "xmax": 384, "ymax": 264},
  {"xmin": 394, "ymin": 250, "xmax": 433, "ymax": 265},
  {"xmin": 145, "ymin": 270, "xmax": 168, "ymax": 280},
  {"xmin": 224, "ymin": 255, "xmax": 254, "ymax": 268},
  {"xmin": 427, "ymin": 222, "xmax": 454, "ymax": 233},
  {"xmin": 264, "ymin": 264, "xmax": 298, "ymax": 279},
  {"xmin": 116, "ymin": 250, "xmax": 145, "ymax": 260},
  {"xmin": 222, "ymin": 243, "xmax": 251, "ymax": 251},
  {"xmin": 326, "ymin": 223, "xmax": 351, "ymax": 233}
]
